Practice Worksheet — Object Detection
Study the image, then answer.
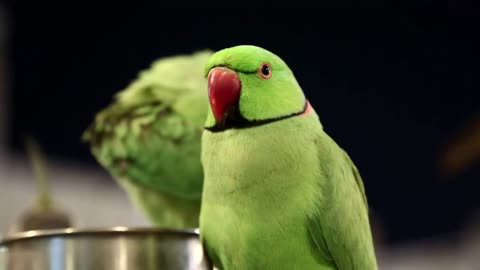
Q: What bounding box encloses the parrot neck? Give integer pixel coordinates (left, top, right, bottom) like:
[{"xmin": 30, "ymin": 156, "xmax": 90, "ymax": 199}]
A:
[{"xmin": 206, "ymin": 99, "xmax": 313, "ymax": 133}]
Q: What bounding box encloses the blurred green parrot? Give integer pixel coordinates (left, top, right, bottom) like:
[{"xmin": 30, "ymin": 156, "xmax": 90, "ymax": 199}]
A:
[{"xmin": 82, "ymin": 50, "xmax": 213, "ymax": 229}]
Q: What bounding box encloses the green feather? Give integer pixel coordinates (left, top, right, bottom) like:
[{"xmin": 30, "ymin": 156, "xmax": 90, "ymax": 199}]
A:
[
  {"xmin": 307, "ymin": 134, "xmax": 376, "ymax": 270},
  {"xmin": 83, "ymin": 50, "xmax": 213, "ymax": 228}
]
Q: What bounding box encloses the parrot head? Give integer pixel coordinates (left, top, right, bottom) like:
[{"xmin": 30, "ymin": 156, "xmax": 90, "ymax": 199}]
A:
[{"xmin": 204, "ymin": 45, "xmax": 311, "ymax": 131}]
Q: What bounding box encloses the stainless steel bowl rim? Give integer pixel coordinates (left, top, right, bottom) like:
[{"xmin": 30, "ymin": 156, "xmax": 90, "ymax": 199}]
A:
[{"xmin": 0, "ymin": 227, "xmax": 200, "ymax": 245}]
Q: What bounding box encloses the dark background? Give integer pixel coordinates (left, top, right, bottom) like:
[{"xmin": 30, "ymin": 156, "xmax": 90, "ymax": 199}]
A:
[{"xmin": 4, "ymin": 6, "xmax": 479, "ymax": 246}]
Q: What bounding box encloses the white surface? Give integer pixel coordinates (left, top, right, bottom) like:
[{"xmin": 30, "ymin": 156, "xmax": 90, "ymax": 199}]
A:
[
  {"xmin": 0, "ymin": 154, "xmax": 149, "ymax": 238},
  {"xmin": 378, "ymin": 237, "xmax": 477, "ymax": 270}
]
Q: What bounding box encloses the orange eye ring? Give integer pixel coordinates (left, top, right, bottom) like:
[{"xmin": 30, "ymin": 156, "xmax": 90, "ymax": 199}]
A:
[{"xmin": 258, "ymin": 62, "xmax": 272, "ymax": 79}]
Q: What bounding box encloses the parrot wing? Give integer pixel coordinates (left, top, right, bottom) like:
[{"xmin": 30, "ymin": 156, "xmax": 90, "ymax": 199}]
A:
[
  {"xmin": 82, "ymin": 96, "xmax": 204, "ymax": 199},
  {"xmin": 82, "ymin": 50, "xmax": 212, "ymax": 200},
  {"xmin": 342, "ymin": 148, "xmax": 368, "ymax": 210},
  {"xmin": 307, "ymin": 132, "xmax": 377, "ymax": 270}
]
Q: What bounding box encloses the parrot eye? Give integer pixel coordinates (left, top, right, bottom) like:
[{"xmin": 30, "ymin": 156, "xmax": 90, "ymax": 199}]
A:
[{"xmin": 258, "ymin": 62, "xmax": 272, "ymax": 79}]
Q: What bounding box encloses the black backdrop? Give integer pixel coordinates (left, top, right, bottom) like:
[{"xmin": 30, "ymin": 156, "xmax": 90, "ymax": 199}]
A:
[{"xmin": 6, "ymin": 6, "xmax": 480, "ymax": 245}]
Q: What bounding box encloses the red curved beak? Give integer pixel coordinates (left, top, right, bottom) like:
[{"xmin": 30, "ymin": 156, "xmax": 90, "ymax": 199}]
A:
[{"xmin": 208, "ymin": 67, "xmax": 242, "ymax": 124}]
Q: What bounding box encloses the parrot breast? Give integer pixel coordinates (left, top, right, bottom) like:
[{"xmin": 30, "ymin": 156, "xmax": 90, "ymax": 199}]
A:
[{"xmin": 200, "ymin": 112, "xmax": 335, "ymax": 270}]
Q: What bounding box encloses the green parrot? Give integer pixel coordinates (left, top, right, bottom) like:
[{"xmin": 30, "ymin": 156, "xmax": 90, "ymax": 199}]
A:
[
  {"xmin": 199, "ymin": 45, "xmax": 378, "ymax": 269},
  {"xmin": 82, "ymin": 50, "xmax": 213, "ymax": 229}
]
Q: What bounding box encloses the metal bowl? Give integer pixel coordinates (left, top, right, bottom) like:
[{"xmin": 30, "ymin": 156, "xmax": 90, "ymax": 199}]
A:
[{"xmin": 0, "ymin": 227, "xmax": 212, "ymax": 270}]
